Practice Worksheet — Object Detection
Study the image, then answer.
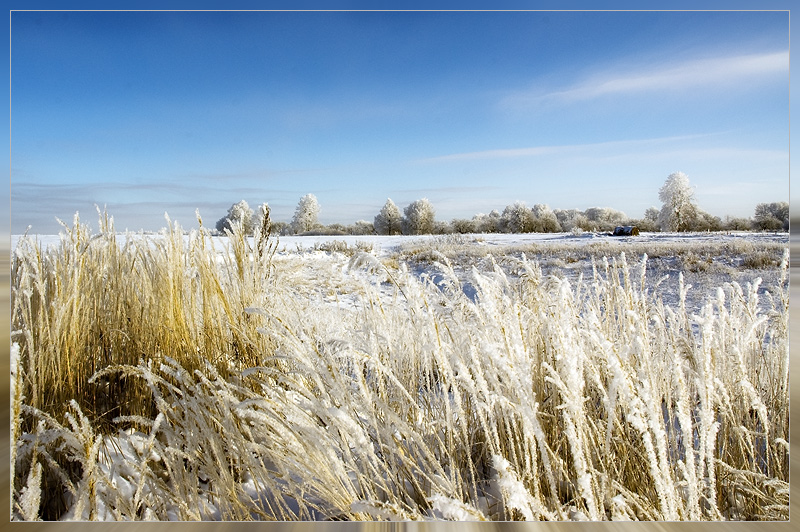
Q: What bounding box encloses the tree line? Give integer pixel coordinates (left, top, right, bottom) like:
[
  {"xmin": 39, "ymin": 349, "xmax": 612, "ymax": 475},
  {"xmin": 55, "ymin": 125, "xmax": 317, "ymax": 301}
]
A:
[{"xmin": 215, "ymin": 172, "xmax": 789, "ymax": 236}]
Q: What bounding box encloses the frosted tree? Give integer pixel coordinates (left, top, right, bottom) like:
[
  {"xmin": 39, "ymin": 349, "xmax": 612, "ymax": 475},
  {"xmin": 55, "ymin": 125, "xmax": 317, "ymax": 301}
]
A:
[
  {"xmin": 501, "ymin": 201, "xmax": 534, "ymax": 233},
  {"xmin": 657, "ymin": 171, "xmax": 698, "ymax": 232},
  {"xmin": 402, "ymin": 198, "xmax": 435, "ymax": 235},
  {"xmin": 754, "ymin": 201, "xmax": 789, "ymax": 231},
  {"xmin": 451, "ymin": 218, "xmax": 476, "ymax": 234},
  {"xmin": 554, "ymin": 209, "xmax": 584, "ymax": 232},
  {"xmin": 583, "ymin": 207, "xmax": 627, "ymax": 231},
  {"xmin": 292, "ymin": 193, "xmax": 320, "ymax": 234},
  {"xmin": 216, "ymin": 200, "xmax": 255, "ymax": 235},
  {"xmin": 723, "ymin": 216, "xmax": 752, "ymax": 231},
  {"xmin": 473, "ymin": 210, "xmax": 502, "ymax": 233},
  {"xmin": 531, "ymin": 203, "xmax": 561, "ymax": 232},
  {"xmin": 374, "ymin": 198, "xmax": 403, "ymax": 235},
  {"xmin": 350, "ymin": 220, "xmax": 375, "ymax": 235},
  {"xmin": 630, "ymin": 206, "xmax": 661, "ymax": 232},
  {"xmin": 644, "ymin": 207, "xmax": 660, "ymax": 223}
]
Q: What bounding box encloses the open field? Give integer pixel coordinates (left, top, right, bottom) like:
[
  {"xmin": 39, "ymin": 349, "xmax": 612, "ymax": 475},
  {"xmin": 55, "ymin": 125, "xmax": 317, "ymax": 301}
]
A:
[{"xmin": 9, "ymin": 215, "xmax": 789, "ymax": 521}]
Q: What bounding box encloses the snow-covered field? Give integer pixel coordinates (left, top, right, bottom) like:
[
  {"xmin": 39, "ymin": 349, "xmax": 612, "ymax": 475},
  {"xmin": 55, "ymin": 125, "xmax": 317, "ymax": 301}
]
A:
[
  {"xmin": 12, "ymin": 229, "xmax": 787, "ymax": 306},
  {"xmin": 273, "ymin": 230, "xmax": 787, "ymax": 311},
  {"xmin": 10, "ymin": 226, "xmax": 790, "ymax": 521},
  {"xmin": 12, "ymin": 227, "xmax": 786, "ymax": 255}
]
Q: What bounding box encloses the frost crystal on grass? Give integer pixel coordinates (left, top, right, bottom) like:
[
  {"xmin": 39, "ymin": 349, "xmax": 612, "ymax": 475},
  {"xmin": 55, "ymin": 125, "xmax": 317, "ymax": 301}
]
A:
[
  {"xmin": 429, "ymin": 493, "xmax": 486, "ymax": 521},
  {"xmin": 16, "ymin": 462, "xmax": 42, "ymax": 521}
]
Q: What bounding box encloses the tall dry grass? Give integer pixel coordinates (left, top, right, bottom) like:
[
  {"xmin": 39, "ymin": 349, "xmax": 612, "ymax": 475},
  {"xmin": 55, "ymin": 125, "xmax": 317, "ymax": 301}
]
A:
[
  {"xmin": 11, "ymin": 209, "xmax": 278, "ymax": 426},
  {"xmin": 11, "ymin": 211, "xmax": 789, "ymax": 521}
]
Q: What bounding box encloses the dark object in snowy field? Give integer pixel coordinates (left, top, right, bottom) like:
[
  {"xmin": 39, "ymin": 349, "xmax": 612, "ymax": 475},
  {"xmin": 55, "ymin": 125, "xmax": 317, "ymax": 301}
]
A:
[{"xmin": 612, "ymin": 225, "xmax": 640, "ymax": 236}]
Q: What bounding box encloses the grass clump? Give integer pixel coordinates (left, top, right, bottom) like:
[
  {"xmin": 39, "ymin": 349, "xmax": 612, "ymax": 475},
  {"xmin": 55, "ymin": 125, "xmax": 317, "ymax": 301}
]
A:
[
  {"xmin": 311, "ymin": 239, "xmax": 374, "ymax": 256},
  {"xmin": 11, "ymin": 208, "xmax": 279, "ymax": 429},
  {"xmin": 740, "ymin": 250, "xmax": 782, "ymax": 270}
]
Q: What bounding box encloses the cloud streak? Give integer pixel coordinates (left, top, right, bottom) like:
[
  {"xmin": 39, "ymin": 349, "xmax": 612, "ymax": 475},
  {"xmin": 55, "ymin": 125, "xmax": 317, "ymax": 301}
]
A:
[
  {"xmin": 419, "ymin": 134, "xmax": 715, "ymax": 163},
  {"xmin": 505, "ymin": 50, "xmax": 788, "ymax": 107}
]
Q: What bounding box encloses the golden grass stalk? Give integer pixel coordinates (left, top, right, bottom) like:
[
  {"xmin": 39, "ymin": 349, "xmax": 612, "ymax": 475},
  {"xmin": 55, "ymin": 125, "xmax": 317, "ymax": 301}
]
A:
[{"xmin": 11, "ymin": 211, "xmax": 789, "ymax": 521}]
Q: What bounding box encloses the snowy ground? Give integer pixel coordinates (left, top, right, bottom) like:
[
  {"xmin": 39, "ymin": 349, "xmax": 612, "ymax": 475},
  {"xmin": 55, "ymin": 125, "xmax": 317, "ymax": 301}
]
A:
[
  {"xmin": 12, "ymin": 229, "xmax": 787, "ymax": 255},
  {"xmin": 274, "ymin": 231, "xmax": 788, "ymax": 312},
  {"xmin": 13, "ymin": 230, "xmax": 788, "ymax": 313}
]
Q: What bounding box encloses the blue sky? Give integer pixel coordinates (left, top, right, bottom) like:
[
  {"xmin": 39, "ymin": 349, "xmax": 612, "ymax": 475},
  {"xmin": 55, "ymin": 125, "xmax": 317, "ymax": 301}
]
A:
[{"xmin": 8, "ymin": 5, "xmax": 791, "ymax": 233}]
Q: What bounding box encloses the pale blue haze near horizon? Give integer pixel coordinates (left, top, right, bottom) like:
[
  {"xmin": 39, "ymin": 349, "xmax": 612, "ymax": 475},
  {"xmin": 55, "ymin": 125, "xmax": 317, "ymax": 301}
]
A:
[{"xmin": 9, "ymin": 6, "xmax": 790, "ymax": 234}]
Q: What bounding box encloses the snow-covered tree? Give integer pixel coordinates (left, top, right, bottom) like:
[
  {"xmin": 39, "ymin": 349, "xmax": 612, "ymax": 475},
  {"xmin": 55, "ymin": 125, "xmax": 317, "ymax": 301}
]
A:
[
  {"xmin": 433, "ymin": 220, "xmax": 451, "ymax": 234},
  {"xmin": 292, "ymin": 194, "xmax": 320, "ymax": 234},
  {"xmin": 473, "ymin": 210, "xmax": 502, "ymax": 233},
  {"xmin": 349, "ymin": 220, "xmax": 375, "ymax": 235},
  {"xmin": 451, "ymin": 218, "xmax": 476, "ymax": 234},
  {"xmin": 554, "ymin": 209, "xmax": 584, "ymax": 232},
  {"xmin": 754, "ymin": 201, "xmax": 789, "ymax": 231},
  {"xmin": 644, "ymin": 206, "xmax": 660, "ymax": 224},
  {"xmin": 583, "ymin": 207, "xmax": 627, "ymax": 231},
  {"xmin": 694, "ymin": 211, "xmax": 722, "ymax": 232},
  {"xmin": 626, "ymin": 207, "xmax": 661, "ymax": 232},
  {"xmin": 374, "ymin": 198, "xmax": 403, "ymax": 235},
  {"xmin": 501, "ymin": 201, "xmax": 534, "ymax": 233},
  {"xmin": 531, "ymin": 203, "xmax": 561, "ymax": 232},
  {"xmin": 657, "ymin": 171, "xmax": 698, "ymax": 232},
  {"xmin": 723, "ymin": 216, "xmax": 753, "ymax": 231},
  {"xmin": 402, "ymin": 198, "xmax": 435, "ymax": 235},
  {"xmin": 216, "ymin": 200, "xmax": 255, "ymax": 235}
]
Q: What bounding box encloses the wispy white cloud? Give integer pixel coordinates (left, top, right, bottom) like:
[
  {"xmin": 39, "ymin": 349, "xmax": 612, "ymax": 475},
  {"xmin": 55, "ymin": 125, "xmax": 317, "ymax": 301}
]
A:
[
  {"xmin": 419, "ymin": 134, "xmax": 714, "ymax": 163},
  {"xmin": 504, "ymin": 50, "xmax": 788, "ymax": 107},
  {"xmin": 421, "ymin": 146, "xmax": 559, "ymax": 162},
  {"xmin": 390, "ymin": 185, "xmax": 502, "ymax": 195}
]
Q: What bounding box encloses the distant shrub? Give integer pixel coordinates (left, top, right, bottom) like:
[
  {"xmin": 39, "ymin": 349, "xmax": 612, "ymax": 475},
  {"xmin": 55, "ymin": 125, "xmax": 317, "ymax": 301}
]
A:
[
  {"xmin": 531, "ymin": 204, "xmax": 562, "ymax": 232},
  {"xmin": 451, "ymin": 218, "xmax": 477, "ymax": 234},
  {"xmin": 754, "ymin": 202, "xmax": 789, "ymax": 231},
  {"xmin": 583, "ymin": 206, "xmax": 628, "ymax": 232},
  {"xmin": 311, "ymin": 240, "xmax": 374, "ymax": 256},
  {"xmin": 692, "ymin": 211, "xmax": 723, "ymax": 232},
  {"xmin": 473, "ymin": 210, "xmax": 502, "ymax": 233},
  {"xmin": 500, "ymin": 201, "xmax": 534, "ymax": 233},
  {"xmin": 554, "ymin": 208, "xmax": 583, "ymax": 231},
  {"xmin": 271, "ymin": 221, "xmax": 290, "ymax": 236},
  {"xmin": 348, "ymin": 220, "xmax": 375, "ymax": 235},
  {"xmin": 723, "ymin": 217, "xmax": 753, "ymax": 231},
  {"xmin": 216, "ymin": 199, "xmax": 256, "ymax": 235},
  {"xmin": 741, "ymin": 250, "xmax": 782, "ymax": 269},
  {"xmin": 627, "ymin": 218, "xmax": 658, "ymax": 233},
  {"xmin": 321, "ymin": 223, "xmax": 348, "ymax": 235},
  {"xmin": 680, "ymin": 251, "xmax": 714, "ymax": 272}
]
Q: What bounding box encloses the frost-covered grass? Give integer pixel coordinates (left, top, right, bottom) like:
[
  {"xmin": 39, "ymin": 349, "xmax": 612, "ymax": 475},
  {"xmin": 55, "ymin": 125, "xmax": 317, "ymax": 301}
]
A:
[{"xmin": 11, "ymin": 212, "xmax": 789, "ymax": 521}]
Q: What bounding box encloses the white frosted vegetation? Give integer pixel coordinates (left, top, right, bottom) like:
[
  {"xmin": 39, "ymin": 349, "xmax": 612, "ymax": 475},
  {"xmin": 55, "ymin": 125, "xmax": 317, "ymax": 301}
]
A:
[
  {"xmin": 374, "ymin": 198, "xmax": 403, "ymax": 236},
  {"xmin": 291, "ymin": 193, "xmax": 320, "ymax": 234},
  {"xmin": 10, "ymin": 212, "xmax": 789, "ymax": 521}
]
